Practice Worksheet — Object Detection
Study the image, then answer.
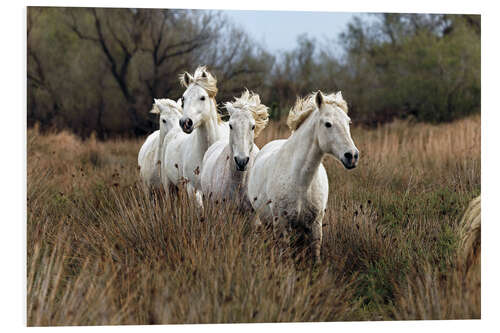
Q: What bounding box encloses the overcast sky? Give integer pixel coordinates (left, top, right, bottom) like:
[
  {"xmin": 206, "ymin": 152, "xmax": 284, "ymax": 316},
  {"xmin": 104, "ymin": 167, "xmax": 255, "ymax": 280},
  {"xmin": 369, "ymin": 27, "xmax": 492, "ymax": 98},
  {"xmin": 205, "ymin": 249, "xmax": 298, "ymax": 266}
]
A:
[{"xmin": 221, "ymin": 10, "xmax": 360, "ymax": 54}]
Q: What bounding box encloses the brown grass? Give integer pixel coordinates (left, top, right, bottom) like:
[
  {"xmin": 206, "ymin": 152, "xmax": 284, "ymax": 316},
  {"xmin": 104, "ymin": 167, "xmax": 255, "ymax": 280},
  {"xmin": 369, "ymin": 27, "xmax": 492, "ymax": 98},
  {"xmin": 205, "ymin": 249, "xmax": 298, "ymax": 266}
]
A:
[{"xmin": 27, "ymin": 115, "xmax": 481, "ymax": 326}]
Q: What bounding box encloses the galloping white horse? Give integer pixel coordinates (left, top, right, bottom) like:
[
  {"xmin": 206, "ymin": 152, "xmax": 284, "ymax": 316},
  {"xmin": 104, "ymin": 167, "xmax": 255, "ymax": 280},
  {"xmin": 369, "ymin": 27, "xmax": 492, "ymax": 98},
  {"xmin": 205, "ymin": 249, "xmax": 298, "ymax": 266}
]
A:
[
  {"xmin": 138, "ymin": 98, "xmax": 183, "ymax": 189},
  {"xmin": 149, "ymin": 99, "xmax": 187, "ymax": 195},
  {"xmin": 201, "ymin": 90, "xmax": 269, "ymax": 211},
  {"xmin": 247, "ymin": 91, "xmax": 359, "ymax": 262},
  {"xmin": 163, "ymin": 66, "xmax": 229, "ymax": 206}
]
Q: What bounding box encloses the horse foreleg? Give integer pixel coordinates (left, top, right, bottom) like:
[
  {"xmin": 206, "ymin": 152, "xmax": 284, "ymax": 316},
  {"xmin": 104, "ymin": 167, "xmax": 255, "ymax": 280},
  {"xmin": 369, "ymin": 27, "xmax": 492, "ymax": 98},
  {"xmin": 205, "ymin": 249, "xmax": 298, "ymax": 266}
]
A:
[
  {"xmin": 194, "ymin": 189, "xmax": 204, "ymax": 210},
  {"xmin": 272, "ymin": 213, "xmax": 290, "ymax": 261},
  {"xmin": 186, "ymin": 183, "xmax": 204, "ymax": 210},
  {"xmin": 310, "ymin": 213, "xmax": 324, "ymax": 264},
  {"xmin": 253, "ymin": 214, "xmax": 262, "ymax": 229},
  {"xmin": 166, "ymin": 182, "xmax": 179, "ymax": 200}
]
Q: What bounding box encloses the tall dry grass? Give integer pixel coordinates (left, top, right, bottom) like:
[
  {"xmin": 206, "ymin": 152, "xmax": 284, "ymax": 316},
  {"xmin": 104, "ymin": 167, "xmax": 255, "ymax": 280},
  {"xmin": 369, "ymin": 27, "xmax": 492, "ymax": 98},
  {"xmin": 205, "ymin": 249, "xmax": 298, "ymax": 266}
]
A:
[{"xmin": 27, "ymin": 115, "xmax": 481, "ymax": 325}]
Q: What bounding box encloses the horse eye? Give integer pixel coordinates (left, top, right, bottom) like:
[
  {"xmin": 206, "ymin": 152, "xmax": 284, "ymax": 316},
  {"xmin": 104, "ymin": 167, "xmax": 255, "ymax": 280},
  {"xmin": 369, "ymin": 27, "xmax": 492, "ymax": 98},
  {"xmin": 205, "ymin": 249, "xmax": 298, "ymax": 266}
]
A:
[
  {"xmin": 325, "ymin": 122, "xmax": 332, "ymax": 128},
  {"xmin": 200, "ymin": 96, "xmax": 206, "ymax": 101},
  {"xmin": 229, "ymin": 124, "xmax": 233, "ymax": 130},
  {"xmin": 181, "ymin": 97, "xmax": 184, "ymax": 107},
  {"xmin": 162, "ymin": 119, "xmax": 166, "ymax": 124},
  {"xmin": 251, "ymin": 125, "xmax": 255, "ymax": 130}
]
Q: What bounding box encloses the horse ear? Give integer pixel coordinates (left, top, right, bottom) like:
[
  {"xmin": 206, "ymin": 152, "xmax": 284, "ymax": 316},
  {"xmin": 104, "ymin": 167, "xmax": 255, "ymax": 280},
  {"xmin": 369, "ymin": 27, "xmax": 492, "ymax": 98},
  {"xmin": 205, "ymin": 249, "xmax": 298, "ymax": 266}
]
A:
[
  {"xmin": 150, "ymin": 99, "xmax": 160, "ymax": 114},
  {"xmin": 315, "ymin": 91, "xmax": 324, "ymax": 109},
  {"xmin": 225, "ymin": 103, "xmax": 236, "ymax": 116},
  {"xmin": 336, "ymin": 91, "xmax": 343, "ymax": 100},
  {"xmin": 183, "ymin": 72, "xmax": 193, "ymax": 86},
  {"xmin": 201, "ymin": 71, "xmax": 207, "ymax": 78}
]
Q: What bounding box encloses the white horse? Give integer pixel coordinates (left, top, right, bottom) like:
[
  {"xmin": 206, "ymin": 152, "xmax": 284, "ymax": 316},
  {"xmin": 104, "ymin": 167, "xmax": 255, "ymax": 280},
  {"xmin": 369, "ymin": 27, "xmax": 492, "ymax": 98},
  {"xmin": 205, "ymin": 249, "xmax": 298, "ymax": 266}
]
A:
[
  {"xmin": 163, "ymin": 66, "xmax": 229, "ymax": 206},
  {"xmin": 247, "ymin": 91, "xmax": 359, "ymax": 262},
  {"xmin": 147, "ymin": 99, "xmax": 187, "ymax": 195},
  {"xmin": 201, "ymin": 90, "xmax": 269, "ymax": 211},
  {"xmin": 138, "ymin": 98, "xmax": 183, "ymax": 189}
]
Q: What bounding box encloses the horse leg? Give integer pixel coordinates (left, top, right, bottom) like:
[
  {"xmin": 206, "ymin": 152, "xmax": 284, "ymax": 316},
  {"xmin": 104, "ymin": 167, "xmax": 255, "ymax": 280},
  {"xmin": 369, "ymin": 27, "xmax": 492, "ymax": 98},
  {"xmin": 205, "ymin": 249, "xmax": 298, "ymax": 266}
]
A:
[
  {"xmin": 186, "ymin": 183, "xmax": 204, "ymax": 210},
  {"xmin": 194, "ymin": 189, "xmax": 204, "ymax": 210},
  {"xmin": 166, "ymin": 182, "xmax": 179, "ymax": 200},
  {"xmin": 310, "ymin": 212, "xmax": 324, "ymax": 264},
  {"xmin": 272, "ymin": 213, "xmax": 290, "ymax": 261},
  {"xmin": 253, "ymin": 215, "xmax": 262, "ymax": 229}
]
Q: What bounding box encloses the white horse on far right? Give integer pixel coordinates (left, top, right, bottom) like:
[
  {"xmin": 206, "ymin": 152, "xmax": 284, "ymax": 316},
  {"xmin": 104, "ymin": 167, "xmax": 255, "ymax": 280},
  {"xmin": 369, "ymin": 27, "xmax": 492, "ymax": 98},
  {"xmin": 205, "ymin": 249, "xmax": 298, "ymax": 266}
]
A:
[{"xmin": 247, "ymin": 91, "xmax": 359, "ymax": 263}]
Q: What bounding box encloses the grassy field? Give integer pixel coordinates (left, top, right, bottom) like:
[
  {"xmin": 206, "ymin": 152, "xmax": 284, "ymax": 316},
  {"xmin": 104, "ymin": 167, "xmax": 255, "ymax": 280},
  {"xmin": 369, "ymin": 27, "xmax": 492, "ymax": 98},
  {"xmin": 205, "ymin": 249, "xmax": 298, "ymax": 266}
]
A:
[{"xmin": 27, "ymin": 115, "xmax": 481, "ymax": 326}]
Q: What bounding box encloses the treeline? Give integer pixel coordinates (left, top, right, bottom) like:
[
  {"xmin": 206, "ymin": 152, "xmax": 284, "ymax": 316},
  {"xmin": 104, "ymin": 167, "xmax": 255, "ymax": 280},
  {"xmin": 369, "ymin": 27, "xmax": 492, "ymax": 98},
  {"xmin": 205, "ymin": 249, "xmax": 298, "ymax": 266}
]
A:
[{"xmin": 28, "ymin": 8, "xmax": 480, "ymax": 139}]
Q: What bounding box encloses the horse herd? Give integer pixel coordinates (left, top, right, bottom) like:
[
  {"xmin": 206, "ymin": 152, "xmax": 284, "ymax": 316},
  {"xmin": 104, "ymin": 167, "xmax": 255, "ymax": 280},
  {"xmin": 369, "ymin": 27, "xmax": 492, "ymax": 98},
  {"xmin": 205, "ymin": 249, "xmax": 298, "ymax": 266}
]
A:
[{"xmin": 138, "ymin": 65, "xmax": 359, "ymax": 262}]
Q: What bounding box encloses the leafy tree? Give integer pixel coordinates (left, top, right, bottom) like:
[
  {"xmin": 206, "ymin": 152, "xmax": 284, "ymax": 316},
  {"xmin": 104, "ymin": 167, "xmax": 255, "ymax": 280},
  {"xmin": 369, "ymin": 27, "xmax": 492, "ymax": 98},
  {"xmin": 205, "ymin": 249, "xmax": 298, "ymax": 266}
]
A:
[
  {"xmin": 27, "ymin": 10, "xmax": 480, "ymax": 137},
  {"xmin": 27, "ymin": 7, "xmax": 273, "ymax": 138},
  {"xmin": 338, "ymin": 14, "xmax": 480, "ymax": 124}
]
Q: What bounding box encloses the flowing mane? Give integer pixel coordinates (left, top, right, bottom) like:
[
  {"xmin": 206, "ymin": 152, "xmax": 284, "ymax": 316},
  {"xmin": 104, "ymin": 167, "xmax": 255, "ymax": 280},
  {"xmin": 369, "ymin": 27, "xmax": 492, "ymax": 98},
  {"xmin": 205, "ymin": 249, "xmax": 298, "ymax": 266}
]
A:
[
  {"xmin": 224, "ymin": 90, "xmax": 269, "ymax": 137},
  {"xmin": 287, "ymin": 91, "xmax": 348, "ymax": 131},
  {"xmin": 179, "ymin": 65, "xmax": 218, "ymax": 97},
  {"xmin": 150, "ymin": 98, "xmax": 182, "ymax": 116}
]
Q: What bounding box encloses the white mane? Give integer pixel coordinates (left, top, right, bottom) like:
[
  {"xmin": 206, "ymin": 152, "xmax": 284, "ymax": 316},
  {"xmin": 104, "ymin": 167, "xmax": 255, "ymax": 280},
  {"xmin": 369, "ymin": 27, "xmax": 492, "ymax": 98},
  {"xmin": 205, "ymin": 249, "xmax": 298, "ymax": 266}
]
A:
[
  {"xmin": 179, "ymin": 65, "xmax": 218, "ymax": 98},
  {"xmin": 150, "ymin": 98, "xmax": 182, "ymax": 117},
  {"xmin": 224, "ymin": 90, "xmax": 269, "ymax": 137},
  {"xmin": 287, "ymin": 91, "xmax": 348, "ymax": 131}
]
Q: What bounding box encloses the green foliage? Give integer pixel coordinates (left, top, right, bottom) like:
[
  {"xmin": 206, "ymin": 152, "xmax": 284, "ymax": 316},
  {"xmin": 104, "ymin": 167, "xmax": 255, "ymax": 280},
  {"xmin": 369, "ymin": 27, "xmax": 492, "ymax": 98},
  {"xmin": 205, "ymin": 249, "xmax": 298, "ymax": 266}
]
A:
[
  {"xmin": 337, "ymin": 14, "xmax": 480, "ymax": 124},
  {"xmin": 28, "ymin": 10, "xmax": 481, "ymax": 137}
]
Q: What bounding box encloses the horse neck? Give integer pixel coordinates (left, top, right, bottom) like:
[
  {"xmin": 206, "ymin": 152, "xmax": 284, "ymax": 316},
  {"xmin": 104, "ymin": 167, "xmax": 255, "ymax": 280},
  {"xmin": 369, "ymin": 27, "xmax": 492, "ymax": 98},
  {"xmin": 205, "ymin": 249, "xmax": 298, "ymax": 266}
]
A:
[
  {"xmin": 285, "ymin": 112, "xmax": 324, "ymax": 189},
  {"xmin": 158, "ymin": 126, "xmax": 172, "ymax": 164},
  {"xmin": 194, "ymin": 98, "xmax": 221, "ymax": 152},
  {"xmin": 222, "ymin": 145, "xmax": 250, "ymax": 199}
]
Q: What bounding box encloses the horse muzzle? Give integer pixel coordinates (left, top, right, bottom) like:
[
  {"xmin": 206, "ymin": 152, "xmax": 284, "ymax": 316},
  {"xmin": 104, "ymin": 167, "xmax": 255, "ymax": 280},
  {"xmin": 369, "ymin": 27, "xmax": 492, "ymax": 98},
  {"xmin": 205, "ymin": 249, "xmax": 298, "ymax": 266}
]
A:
[
  {"xmin": 341, "ymin": 150, "xmax": 359, "ymax": 169},
  {"xmin": 179, "ymin": 118, "xmax": 193, "ymax": 134},
  {"xmin": 234, "ymin": 156, "xmax": 250, "ymax": 171}
]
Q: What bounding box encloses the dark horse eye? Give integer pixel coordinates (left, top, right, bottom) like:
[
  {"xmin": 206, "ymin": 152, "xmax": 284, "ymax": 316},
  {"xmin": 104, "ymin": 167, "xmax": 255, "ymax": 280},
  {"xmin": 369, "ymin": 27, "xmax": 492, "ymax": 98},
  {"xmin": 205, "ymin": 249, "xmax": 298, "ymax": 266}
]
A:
[
  {"xmin": 162, "ymin": 119, "xmax": 166, "ymax": 124},
  {"xmin": 200, "ymin": 96, "xmax": 206, "ymax": 101},
  {"xmin": 251, "ymin": 125, "xmax": 255, "ymax": 130},
  {"xmin": 229, "ymin": 124, "xmax": 233, "ymax": 130},
  {"xmin": 325, "ymin": 122, "xmax": 332, "ymax": 128},
  {"xmin": 181, "ymin": 97, "xmax": 184, "ymax": 107}
]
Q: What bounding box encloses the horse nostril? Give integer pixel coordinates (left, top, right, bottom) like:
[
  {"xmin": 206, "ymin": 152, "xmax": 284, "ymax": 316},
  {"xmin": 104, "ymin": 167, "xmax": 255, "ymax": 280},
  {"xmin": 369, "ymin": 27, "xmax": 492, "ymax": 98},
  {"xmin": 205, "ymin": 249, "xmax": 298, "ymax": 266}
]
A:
[
  {"xmin": 186, "ymin": 118, "xmax": 193, "ymax": 127},
  {"xmin": 234, "ymin": 156, "xmax": 249, "ymax": 170},
  {"xmin": 344, "ymin": 152, "xmax": 353, "ymax": 160},
  {"xmin": 179, "ymin": 119, "xmax": 184, "ymax": 128}
]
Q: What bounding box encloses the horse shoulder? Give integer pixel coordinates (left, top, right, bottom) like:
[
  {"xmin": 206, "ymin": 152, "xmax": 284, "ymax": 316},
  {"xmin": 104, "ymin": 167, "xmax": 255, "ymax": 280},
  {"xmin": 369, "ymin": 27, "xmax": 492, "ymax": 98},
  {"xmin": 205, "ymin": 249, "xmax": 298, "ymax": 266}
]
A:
[
  {"xmin": 248, "ymin": 140, "xmax": 286, "ymax": 216},
  {"xmin": 181, "ymin": 131, "xmax": 202, "ymax": 171},
  {"xmin": 163, "ymin": 133, "xmax": 187, "ymax": 185},
  {"xmin": 308, "ymin": 163, "xmax": 329, "ymax": 210},
  {"xmin": 138, "ymin": 130, "xmax": 159, "ymax": 166},
  {"xmin": 201, "ymin": 141, "xmax": 226, "ymax": 194},
  {"xmin": 203, "ymin": 140, "xmax": 225, "ymax": 166}
]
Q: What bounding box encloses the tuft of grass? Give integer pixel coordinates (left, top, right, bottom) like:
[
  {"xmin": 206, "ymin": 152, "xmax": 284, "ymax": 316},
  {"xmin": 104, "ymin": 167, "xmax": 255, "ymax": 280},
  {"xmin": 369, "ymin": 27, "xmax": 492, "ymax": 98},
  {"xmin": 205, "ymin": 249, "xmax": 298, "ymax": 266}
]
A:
[{"xmin": 27, "ymin": 115, "xmax": 480, "ymax": 325}]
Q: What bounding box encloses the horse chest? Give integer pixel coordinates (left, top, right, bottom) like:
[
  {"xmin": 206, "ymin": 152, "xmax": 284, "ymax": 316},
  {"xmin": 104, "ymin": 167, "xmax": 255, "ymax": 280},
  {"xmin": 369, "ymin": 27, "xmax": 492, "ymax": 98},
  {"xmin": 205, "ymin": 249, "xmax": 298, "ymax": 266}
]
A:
[{"xmin": 272, "ymin": 192, "xmax": 320, "ymax": 225}]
